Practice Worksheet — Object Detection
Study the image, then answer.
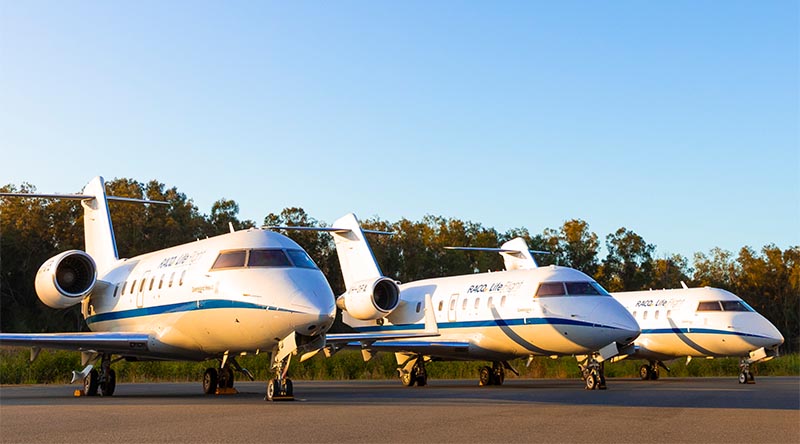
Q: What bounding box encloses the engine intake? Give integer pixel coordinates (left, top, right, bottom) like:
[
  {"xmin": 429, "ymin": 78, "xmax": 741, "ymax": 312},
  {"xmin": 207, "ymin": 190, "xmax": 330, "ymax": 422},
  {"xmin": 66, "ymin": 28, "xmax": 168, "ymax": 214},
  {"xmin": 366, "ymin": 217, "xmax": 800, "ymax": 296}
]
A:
[
  {"xmin": 336, "ymin": 277, "xmax": 400, "ymax": 320},
  {"xmin": 35, "ymin": 250, "xmax": 97, "ymax": 309}
]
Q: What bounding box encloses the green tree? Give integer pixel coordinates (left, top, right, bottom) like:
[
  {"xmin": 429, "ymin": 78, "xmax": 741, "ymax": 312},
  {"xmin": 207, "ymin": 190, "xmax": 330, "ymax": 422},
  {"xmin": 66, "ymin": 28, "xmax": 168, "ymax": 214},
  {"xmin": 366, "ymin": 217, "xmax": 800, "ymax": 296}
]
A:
[{"xmin": 597, "ymin": 227, "xmax": 655, "ymax": 291}]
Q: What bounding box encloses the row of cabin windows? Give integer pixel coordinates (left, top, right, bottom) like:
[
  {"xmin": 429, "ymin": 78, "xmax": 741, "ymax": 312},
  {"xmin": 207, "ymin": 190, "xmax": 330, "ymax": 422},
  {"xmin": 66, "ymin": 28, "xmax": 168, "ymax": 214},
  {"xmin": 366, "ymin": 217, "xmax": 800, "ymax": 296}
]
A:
[
  {"xmin": 632, "ymin": 309, "xmax": 671, "ymax": 321},
  {"xmin": 535, "ymin": 281, "xmax": 611, "ymax": 297},
  {"xmin": 211, "ymin": 248, "xmax": 317, "ymax": 270},
  {"xmin": 435, "ymin": 295, "xmax": 509, "ymax": 312},
  {"xmin": 116, "ymin": 270, "xmax": 188, "ymax": 297}
]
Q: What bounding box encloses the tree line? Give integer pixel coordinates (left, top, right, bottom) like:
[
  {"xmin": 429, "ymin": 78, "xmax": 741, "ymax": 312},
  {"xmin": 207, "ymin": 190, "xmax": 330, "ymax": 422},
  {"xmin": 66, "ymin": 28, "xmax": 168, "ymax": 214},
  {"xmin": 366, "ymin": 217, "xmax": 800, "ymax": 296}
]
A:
[{"xmin": 1, "ymin": 178, "xmax": 797, "ymax": 353}]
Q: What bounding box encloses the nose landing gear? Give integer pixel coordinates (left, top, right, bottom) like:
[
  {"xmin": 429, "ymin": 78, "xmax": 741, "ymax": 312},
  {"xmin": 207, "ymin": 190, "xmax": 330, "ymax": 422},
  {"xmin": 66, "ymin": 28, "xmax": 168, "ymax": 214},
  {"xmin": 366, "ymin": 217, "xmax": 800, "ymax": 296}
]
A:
[
  {"xmin": 578, "ymin": 356, "xmax": 607, "ymax": 390},
  {"xmin": 738, "ymin": 358, "xmax": 756, "ymax": 384},
  {"xmin": 639, "ymin": 360, "xmax": 669, "ymax": 380}
]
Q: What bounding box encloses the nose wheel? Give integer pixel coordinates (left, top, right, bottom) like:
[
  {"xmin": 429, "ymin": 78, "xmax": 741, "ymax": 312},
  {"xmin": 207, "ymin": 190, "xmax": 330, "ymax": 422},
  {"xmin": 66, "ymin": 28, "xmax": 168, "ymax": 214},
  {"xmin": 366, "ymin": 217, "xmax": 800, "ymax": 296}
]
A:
[
  {"xmin": 738, "ymin": 358, "xmax": 756, "ymax": 384},
  {"xmin": 578, "ymin": 356, "xmax": 607, "ymax": 390}
]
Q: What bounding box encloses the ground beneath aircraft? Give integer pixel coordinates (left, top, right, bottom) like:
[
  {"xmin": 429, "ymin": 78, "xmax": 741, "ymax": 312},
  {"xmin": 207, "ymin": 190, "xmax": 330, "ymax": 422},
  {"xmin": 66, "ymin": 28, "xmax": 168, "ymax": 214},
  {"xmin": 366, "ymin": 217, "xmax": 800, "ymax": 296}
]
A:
[{"xmin": 1, "ymin": 378, "xmax": 797, "ymax": 443}]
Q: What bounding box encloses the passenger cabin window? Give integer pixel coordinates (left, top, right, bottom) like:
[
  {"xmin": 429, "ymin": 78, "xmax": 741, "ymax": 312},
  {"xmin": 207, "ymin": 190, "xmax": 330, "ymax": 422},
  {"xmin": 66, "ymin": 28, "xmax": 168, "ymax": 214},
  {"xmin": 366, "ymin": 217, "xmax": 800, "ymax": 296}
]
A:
[
  {"xmin": 416, "ymin": 302, "xmax": 422, "ymax": 313},
  {"xmin": 169, "ymin": 272, "xmax": 175, "ymax": 288},
  {"xmin": 286, "ymin": 249, "xmax": 318, "ymax": 269},
  {"xmin": 249, "ymin": 249, "xmax": 291, "ymax": 267},
  {"xmin": 438, "ymin": 300, "xmax": 443, "ymax": 311},
  {"xmin": 130, "ymin": 280, "xmax": 136, "ymax": 294},
  {"xmin": 643, "ymin": 311, "xmax": 648, "ymax": 320},
  {"xmin": 632, "ymin": 311, "xmax": 637, "ymax": 318},
  {"xmin": 179, "ymin": 270, "xmax": 186, "ymax": 286},
  {"xmin": 449, "ymin": 299, "xmax": 456, "ymax": 311},
  {"xmin": 121, "ymin": 281, "xmax": 127, "ymax": 295},
  {"xmin": 697, "ymin": 301, "xmax": 723, "ymax": 311},
  {"xmin": 488, "ymin": 297, "xmax": 494, "ymax": 308},
  {"xmin": 212, "ymin": 250, "xmax": 247, "ymax": 269},
  {"xmin": 158, "ymin": 275, "xmax": 164, "ymax": 289},
  {"xmin": 474, "ymin": 298, "xmax": 480, "ymax": 309},
  {"xmin": 462, "ymin": 299, "xmax": 468, "ymax": 310},
  {"xmin": 149, "ymin": 277, "xmax": 155, "ymax": 291},
  {"xmin": 501, "ymin": 295, "xmax": 507, "ymax": 307},
  {"xmin": 654, "ymin": 310, "xmax": 659, "ymax": 320}
]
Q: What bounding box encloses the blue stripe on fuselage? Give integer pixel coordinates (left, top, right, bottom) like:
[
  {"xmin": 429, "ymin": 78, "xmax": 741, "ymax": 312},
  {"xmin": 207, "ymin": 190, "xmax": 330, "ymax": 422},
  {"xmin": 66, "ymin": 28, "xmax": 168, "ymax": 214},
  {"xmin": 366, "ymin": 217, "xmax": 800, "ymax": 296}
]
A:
[
  {"xmin": 353, "ymin": 317, "xmax": 622, "ymax": 333},
  {"xmin": 641, "ymin": 327, "xmax": 772, "ymax": 340},
  {"xmin": 85, "ymin": 299, "xmax": 298, "ymax": 325}
]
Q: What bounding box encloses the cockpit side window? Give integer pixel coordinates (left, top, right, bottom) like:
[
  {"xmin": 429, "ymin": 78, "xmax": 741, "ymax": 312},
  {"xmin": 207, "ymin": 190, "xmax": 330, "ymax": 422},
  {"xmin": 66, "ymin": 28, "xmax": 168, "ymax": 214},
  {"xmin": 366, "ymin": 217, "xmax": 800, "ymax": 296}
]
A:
[
  {"xmin": 697, "ymin": 301, "xmax": 722, "ymax": 311},
  {"xmin": 211, "ymin": 250, "xmax": 247, "ymax": 269},
  {"xmin": 720, "ymin": 301, "xmax": 754, "ymax": 312},
  {"xmin": 566, "ymin": 282, "xmax": 604, "ymax": 296},
  {"xmin": 535, "ymin": 282, "xmax": 566, "ymax": 297},
  {"xmin": 248, "ymin": 249, "xmax": 292, "ymax": 267},
  {"xmin": 286, "ymin": 249, "xmax": 318, "ymax": 269}
]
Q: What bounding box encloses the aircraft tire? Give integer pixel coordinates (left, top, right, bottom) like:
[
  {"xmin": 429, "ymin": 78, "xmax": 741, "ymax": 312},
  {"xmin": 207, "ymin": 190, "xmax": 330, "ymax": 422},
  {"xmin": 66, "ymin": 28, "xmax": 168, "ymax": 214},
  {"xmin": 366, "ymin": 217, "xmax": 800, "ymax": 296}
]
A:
[
  {"xmin": 400, "ymin": 371, "xmax": 414, "ymax": 387},
  {"xmin": 639, "ymin": 365, "xmax": 650, "ymax": 380},
  {"xmin": 415, "ymin": 374, "xmax": 427, "ymax": 387},
  {"xmin": 738, "ymin": 372, "xmax": 748, "ymax": 384},
  {"xmin": 266, "ymin": 378, "xmax": 276, "ymax": 401},
  {"xmin": 203, "ymin": 368, "xmax": 218, "ymax": 394},
  {"xmin": 100, "ymin": 369, "xmax": 116, "ymax": 396},
  {"xmin": 650, "ymin": 367, "xmax": 659, "ymax": 380},
  {"xmin": 219, "ymin": 367, "xmax": 234, "ymax": 389},
  {"xmin": 284, "ymin": 379, "xmax": 293, "ymax": 396},
  {"xmin": 585, "ymin": 373, "xmax": 598, "ymax": 390},
  {"xmin": 84, "ymin": 369, "xmax": 99, "ymax": 396},
  {"xmin": 479, "ymin": 366, "xmax": 492, "ymax": 386}
]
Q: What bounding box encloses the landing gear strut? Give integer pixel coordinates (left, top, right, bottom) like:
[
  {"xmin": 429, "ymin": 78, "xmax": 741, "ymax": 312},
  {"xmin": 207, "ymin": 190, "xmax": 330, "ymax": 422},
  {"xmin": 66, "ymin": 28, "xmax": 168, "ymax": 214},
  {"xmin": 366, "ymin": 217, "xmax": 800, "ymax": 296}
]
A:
[
  {"xmin": 578, "ymin": 356, "xmax": 607, "ymax": 390},
  {"xmin": 738, "ymin": 358, "xmax": 756, "ymax": 384},
  {"xmin": 398, "ymin": 354, "xmax": 427, "ymax": 387}
]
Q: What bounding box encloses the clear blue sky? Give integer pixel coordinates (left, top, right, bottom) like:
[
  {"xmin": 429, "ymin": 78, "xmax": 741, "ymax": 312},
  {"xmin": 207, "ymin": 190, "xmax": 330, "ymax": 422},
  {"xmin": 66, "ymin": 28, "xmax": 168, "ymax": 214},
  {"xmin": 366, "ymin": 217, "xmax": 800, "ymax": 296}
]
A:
[{"xmin": 1, "ymin": 1, "xmax": 798, "ymax": 260}]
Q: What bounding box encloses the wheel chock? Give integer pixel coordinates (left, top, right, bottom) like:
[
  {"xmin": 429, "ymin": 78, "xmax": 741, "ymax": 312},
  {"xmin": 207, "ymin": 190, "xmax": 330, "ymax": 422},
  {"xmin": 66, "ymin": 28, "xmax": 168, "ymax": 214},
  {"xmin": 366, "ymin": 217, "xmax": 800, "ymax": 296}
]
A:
[
  {"xmin": 267, "ymin": 394, "xmax": 294, "ymax": 402},
  {"xmin": 73, "ymin": 390, "xmax": 83, "ymax": 397},
  {"xmin": 215, "ymin": 387, "xmax": 239, "ymax": 395}
]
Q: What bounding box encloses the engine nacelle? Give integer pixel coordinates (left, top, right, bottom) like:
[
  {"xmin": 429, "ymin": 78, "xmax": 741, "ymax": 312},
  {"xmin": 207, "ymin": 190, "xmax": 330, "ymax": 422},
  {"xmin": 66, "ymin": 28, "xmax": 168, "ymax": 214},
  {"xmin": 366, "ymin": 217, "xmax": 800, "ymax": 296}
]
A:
[
  {"xmin": 34, "ymin": 250, "xmax": 97, "ymax": 309},
  {"xmin": 336, "ymin": 277, "xmax": 400, "ymax": 320}
]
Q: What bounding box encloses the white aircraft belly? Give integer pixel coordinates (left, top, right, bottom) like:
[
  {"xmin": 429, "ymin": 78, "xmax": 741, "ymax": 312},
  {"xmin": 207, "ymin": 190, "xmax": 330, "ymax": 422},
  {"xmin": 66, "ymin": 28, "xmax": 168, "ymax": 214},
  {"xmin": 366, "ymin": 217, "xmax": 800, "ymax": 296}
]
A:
[
  {"xmin": 87, "ymin": 302, "xmax": 296, "ymax": 357},
  {"xmin": 638, "ymin": 329, "xmax": 759, "ymax": 358}
]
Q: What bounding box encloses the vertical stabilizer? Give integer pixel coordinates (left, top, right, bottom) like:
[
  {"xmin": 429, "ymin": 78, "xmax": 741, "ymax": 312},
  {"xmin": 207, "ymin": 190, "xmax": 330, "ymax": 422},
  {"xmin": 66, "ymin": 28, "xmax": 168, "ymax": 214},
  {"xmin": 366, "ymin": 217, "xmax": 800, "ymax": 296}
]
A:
[
  {"xmin": 500, "ymin": 237, "xmax": 538, "ymax": 270},
  {"xmin": 80, "ymin": 177, "xmax": 119, "ymax": 273},
  {"xmin": 330, "ymin": 213, "xmax": 383, "ymax": 288}
]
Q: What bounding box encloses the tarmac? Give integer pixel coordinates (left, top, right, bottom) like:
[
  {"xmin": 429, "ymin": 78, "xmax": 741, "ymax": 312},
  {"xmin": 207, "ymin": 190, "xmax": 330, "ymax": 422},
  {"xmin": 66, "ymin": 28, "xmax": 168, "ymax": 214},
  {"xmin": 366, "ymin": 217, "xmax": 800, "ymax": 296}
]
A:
[{"xmin": 1, "ymin": 377, "xmax": 798, "ymax": 443}]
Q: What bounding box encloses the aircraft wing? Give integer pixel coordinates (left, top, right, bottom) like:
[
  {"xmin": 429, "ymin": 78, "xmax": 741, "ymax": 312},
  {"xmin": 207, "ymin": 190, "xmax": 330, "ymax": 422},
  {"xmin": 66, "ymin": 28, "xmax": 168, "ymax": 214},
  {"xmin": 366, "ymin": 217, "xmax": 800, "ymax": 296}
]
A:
[{"xmin": 0, "ymin": 332, "xmax": 151, "ymax": 355}]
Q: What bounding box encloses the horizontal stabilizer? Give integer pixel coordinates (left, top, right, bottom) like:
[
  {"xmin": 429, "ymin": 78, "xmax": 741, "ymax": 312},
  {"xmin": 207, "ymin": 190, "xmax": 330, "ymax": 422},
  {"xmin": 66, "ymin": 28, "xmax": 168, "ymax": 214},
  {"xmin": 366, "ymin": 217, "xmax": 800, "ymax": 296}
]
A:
[{"xmin": 265, "ymin": 225, "xmax": 394, "ymax": 235}]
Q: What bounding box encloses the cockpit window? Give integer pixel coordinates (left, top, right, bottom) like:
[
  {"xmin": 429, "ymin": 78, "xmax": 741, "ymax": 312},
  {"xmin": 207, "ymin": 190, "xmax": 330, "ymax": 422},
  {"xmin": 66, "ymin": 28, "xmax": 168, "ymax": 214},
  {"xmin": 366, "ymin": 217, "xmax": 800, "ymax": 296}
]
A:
[
  {"xmin": 721, "ymin": 301, "xmax": 753, "ymax": 312},
  {"xmin": 697, "ymin": 300, "xmax": 755, "ymax": 312},
  {"xmin": 287, "ymin": 249, "xmax": 318, "ymax": 269},
  {"xmin": 535, "ymin": 282, "xmax": 566, "ymax": 297},
  {"xmin": 535, "ymin": 281, "xmax": 611, "ymax": 297},
  {"xmin": 566, "ymin": 282, "xmax": 607, "ymax": 296},
  {"xmin": 211, "ymin": 250, "xmax": 247, "ymax": 269},
  {"xmin": 249, "ymin": 249, "xmax": 292, "ymax": 267},
  {"xmin": 697, "ymin": 301, "xmax": 722, "ymax": 311}
]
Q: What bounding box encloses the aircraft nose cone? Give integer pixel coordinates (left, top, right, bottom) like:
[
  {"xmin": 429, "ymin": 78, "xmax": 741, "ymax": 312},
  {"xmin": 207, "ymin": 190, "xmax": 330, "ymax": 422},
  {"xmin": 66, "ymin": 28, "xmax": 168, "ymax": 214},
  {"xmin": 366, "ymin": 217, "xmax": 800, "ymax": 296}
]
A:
[{"xmin": 591, "ymin": 299, "xmax": 641, "ymax": 344}]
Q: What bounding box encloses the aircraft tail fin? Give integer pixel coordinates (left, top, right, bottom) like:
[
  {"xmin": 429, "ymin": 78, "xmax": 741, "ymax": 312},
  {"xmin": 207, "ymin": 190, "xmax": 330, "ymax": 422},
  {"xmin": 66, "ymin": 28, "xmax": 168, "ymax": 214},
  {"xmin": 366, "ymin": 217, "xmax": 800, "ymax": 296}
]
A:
[
  {"xmin": 444, "ymin": 237, "xmax": 548, "ymax": 271},
  {"xmin": 329, "ymin": 213, "xmax": 384, "ymax": 288},
  {"xmin": 80, "ymin": 177, "xmax": 119, "ymax": 273}
]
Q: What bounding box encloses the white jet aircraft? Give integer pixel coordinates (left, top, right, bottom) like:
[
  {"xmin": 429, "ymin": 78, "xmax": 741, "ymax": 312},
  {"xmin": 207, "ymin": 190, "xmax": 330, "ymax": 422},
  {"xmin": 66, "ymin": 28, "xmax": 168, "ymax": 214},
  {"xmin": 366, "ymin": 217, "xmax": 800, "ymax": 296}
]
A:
[
  {"xmin": 611, "ymin": 285, "xmax": 784, "ymax": 383},
  {"xmin": 448, "ymin": 236, "xmax": 786, "ymax": 384},
  {"xmin": 272, "ymin": 214, "xmax": 641, "ymax": 390},
  {"xmin": 0, "ymin": 177, "xmax": 436, "ymax": 400}
]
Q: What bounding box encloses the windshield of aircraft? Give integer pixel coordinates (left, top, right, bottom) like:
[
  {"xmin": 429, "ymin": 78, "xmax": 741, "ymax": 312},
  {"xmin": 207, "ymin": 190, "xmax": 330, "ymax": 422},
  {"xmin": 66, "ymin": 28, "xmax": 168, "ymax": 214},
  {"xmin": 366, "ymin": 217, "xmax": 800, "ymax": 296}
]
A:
[
  {"xmin": 534, "ymin": 281, "xmax": 611, "ymax": 297},
  {"xmin": 696, "ymin": 300, "xmax": 755, "ymax": 312},
  {"xmin": 211, "ymin": 248, "xmax": 318, "ymax": 270}
]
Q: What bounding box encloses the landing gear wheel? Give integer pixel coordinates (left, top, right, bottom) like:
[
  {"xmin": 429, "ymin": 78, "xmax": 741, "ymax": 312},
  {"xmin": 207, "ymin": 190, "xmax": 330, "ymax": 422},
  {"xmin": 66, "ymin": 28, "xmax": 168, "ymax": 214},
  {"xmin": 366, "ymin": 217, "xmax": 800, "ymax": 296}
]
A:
[
  {"xmin": 415, "ymin": 373, "xmax": 427, "ymax": 387},
  {"xmin": 650, "ymin": 367, "xmax": 659, "ymax": 380},
  {"xmin": 284, "ymin": 379, "xmax": 293, "ymax": 396},
  {"xmin": 218, "ymin": 367, "xmax": 234, "ymax": 389},
  {"xmin": 100, "ymin": 369, "xmax": 116, "ymax": 396},
  {"xmin": 491, "ymin": 364, "xmax": 505, "ymax": 386},
  {"xmin": 479, "ymin": 366, "xmax": 492, "ymax": 386},
  {"xmin": 585, "ymin": 373, "xmax": 598, "ymax": 390},
  {"xmin": 203, "ymin": 368, "xmax": 218, "ymax": 394},
  {"xmin": 748, "ymin": 372, "xmax": 755, "ymax": 383},
  {"xmin": 400, "ymin": 371, "xmax": 414, "ymax": 387},
  {"xmin": 738, "ymin": 372, "xmax": 747, "ymax": 384},
  {"xmin": 639, "ymin": 365, "xmax": 650, "ymax": 380},
  {"xmin": 84, "ymin": 369, "xmax": 99, "ymax": 396},
  {"xmin": 267, "ymin": 378, "xmax": 277, "ymax": 400}
]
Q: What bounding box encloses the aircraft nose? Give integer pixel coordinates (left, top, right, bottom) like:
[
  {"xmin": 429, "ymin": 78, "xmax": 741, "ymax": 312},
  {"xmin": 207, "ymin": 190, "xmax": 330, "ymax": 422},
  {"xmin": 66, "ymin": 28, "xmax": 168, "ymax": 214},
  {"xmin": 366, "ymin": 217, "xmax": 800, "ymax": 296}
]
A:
[
  {"xmin": 590, "ymin": 298, "xmax": 641, "ymax": 344},
  {"xmin": 287, "ymin": 270, "xmax": 337, "ymax": 334},
  {"xmin": 752, "ymin": 315, "xmax": 784, "ymax": 349}
]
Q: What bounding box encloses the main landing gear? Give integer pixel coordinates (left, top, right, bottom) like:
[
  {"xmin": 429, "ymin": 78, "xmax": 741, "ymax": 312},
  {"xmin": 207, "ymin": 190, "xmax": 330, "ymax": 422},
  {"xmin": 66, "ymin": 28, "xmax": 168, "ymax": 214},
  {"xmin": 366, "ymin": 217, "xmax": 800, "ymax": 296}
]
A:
[
  {"xmin": 738, "ymin": 358, "xmax": 756, "ymax": 384},
  {"xmin": 398, "ymin": 354, "xmax": 428, "ymax": 387},
  {"xmin": 578, "ymin": 356, "xmax": 607, "ymax": 390},
  {"xmin": 82, "ymin": 353, "xmax": 117, "ymax": 396},
  {"xmin": 639, "ymin": 360, "xmax": 669, "ymax": 381},
  {"xmin": 202, "ymin": 357, "xmax": 255, "ymax": 395},
  {"xmin": 479, "ymin": 361, "xmax": 516, "ymax": 386}
]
